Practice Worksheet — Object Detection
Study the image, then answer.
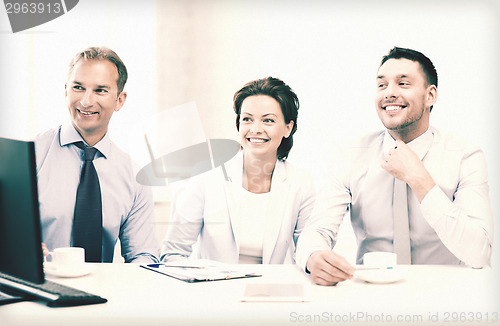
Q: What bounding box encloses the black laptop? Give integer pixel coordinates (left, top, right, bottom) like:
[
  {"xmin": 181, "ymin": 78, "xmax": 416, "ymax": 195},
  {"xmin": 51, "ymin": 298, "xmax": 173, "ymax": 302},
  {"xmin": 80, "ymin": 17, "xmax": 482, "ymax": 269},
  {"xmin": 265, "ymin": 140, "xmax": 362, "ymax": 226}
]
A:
[{"xmin": 0, "ymin": 137, "xmax": 107, "ymax": 307}]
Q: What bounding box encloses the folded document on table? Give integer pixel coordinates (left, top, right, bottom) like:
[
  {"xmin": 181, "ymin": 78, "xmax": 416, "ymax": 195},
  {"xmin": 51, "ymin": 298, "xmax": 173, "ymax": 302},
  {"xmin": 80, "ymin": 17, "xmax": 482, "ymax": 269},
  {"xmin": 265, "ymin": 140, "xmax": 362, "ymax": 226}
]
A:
[{"xmin": 140, "ymin": 260, "xmax": 262, "ymax": 283}]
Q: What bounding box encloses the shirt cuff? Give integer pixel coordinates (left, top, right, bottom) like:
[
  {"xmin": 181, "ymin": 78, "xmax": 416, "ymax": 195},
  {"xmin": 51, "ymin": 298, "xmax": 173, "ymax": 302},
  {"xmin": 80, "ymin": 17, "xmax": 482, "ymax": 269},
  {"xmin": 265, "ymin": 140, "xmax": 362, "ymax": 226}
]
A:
[
  {"xmin": 296, "ymin": 239, "xmax": 333, "ymax": 273},
  {"xmin": 160, "ymin": 254, "xmax": 189, "ymax": 263},
  {"xmin": 128, "ymin": 253, "xmax": 159, "ymax": 264}
]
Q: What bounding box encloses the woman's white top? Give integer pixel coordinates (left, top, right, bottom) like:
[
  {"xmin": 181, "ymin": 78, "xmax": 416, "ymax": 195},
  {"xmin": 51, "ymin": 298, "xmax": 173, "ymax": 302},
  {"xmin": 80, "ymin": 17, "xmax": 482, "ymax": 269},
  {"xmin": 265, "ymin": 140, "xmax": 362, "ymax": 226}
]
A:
[{"xmin": 237, "ymin": 189, "xmax": 272, "ymax": 264}]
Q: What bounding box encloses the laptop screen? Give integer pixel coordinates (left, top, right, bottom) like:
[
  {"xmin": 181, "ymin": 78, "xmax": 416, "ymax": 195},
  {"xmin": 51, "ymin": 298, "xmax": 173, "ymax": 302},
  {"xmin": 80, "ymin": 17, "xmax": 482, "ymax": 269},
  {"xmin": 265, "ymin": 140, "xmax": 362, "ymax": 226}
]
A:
[{"xmin": 0, "ymin": 137, "xmax": 44, "ymax": 284}]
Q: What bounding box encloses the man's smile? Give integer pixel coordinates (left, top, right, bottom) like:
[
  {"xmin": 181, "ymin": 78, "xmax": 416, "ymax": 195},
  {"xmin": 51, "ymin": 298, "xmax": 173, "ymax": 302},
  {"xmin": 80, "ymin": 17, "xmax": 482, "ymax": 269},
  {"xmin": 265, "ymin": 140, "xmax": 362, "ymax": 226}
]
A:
[
  {"xmin": 382, "ymin": 104, "xmax": 406, "ymax": 111},
  {"xmin": 77, "ymin": 108, "xmax": 99, "ymax": 116}
]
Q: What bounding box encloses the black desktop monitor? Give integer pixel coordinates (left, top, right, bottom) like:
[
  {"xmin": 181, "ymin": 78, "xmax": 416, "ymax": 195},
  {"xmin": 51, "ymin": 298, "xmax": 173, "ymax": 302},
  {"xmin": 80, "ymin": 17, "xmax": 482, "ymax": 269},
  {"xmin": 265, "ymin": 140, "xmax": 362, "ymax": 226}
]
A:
[{"xmin": 0, "ymin": 137, "xmax": 44, "ymax": 284}]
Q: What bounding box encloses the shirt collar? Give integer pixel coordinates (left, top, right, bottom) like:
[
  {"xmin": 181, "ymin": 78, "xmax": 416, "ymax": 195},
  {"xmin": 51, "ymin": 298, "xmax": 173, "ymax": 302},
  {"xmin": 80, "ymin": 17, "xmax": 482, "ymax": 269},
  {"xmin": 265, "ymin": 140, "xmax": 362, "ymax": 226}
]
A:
[
  {"xmin": 382, "ymin": 127, "xmax": 434, "ymax": 160},
  {"xmin": 59, "ymin": 123, "xmax": 111, "ymax": 159}
]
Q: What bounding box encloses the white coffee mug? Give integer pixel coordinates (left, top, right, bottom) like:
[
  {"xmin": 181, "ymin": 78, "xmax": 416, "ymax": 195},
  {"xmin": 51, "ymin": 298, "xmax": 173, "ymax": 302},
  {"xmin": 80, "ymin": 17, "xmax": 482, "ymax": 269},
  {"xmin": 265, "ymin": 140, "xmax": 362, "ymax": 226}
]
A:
[
  {"xmin": 45, "ymin": 247, "xmax": 85, "ymax": 273},
  {"xmin": 363, "ymin": 252, "xmax": 397, "ymax": 267}
]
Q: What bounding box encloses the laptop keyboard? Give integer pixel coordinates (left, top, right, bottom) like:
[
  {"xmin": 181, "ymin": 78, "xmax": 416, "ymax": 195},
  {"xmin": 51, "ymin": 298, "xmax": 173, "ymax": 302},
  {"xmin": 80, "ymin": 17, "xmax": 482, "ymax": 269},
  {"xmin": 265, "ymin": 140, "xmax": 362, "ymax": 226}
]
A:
[{"xmin": 0, "ymin": 271, "xmax": 107, "ymax": 307}]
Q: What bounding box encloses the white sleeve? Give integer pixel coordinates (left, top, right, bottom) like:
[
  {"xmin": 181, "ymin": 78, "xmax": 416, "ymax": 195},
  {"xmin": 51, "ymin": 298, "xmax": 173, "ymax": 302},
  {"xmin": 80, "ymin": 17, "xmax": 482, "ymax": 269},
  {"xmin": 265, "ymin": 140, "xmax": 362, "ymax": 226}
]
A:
[
  {"xmin": 160, "ymin": 177, "xmax": 205, "ymax": 262},
  {"xmin": 420, "ymin": 147, "xmax": 493, "ymax": 268}
]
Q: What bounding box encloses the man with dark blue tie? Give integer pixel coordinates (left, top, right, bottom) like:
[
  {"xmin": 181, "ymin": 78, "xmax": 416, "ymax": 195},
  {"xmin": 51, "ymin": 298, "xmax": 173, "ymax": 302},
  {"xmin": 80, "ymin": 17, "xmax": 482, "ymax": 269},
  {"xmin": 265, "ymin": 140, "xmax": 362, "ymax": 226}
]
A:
[{"xmin": 36, "ymin": 47, "xmax": 159, "ymax": 263}]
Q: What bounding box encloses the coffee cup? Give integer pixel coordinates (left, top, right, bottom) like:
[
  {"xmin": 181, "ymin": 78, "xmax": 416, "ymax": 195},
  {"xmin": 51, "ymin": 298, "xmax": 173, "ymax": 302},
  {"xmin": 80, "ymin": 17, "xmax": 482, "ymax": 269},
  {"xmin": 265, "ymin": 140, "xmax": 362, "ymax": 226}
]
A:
[
  {"xmin": 363, "ymin": 252, "xmax": 397, "ymax": 268},
  {"xmin": 45, "ymin": 247, "xmax": 85, "ymax": 273}
]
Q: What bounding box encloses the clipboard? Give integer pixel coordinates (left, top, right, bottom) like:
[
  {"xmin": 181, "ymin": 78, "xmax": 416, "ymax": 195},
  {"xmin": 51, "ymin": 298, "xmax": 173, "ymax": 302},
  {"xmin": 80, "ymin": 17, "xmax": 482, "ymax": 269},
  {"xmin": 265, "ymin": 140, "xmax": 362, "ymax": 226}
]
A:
[{"xmin": 140, "ymin": 262, "xmax": 262, "ymax": 283}]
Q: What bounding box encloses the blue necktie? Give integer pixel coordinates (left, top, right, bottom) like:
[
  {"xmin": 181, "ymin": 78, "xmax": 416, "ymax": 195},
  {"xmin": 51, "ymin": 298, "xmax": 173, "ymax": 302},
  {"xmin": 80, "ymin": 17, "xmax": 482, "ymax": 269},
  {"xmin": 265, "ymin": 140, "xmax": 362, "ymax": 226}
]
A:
[{"xmin": 73, "ymin": 142, "xmax": 103, "ymax": 262}]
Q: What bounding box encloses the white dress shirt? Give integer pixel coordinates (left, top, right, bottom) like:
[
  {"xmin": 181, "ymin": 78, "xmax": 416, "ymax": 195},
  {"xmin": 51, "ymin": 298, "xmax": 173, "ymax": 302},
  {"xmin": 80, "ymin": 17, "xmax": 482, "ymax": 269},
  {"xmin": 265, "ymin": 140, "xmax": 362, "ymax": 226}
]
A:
[
  {"xmin": 296, "ymin": 126, "xmax": 493, "ymax": 269},
  {"xmin": 35, "ymin": 124, "xmax": 159, "ymax": 263}
]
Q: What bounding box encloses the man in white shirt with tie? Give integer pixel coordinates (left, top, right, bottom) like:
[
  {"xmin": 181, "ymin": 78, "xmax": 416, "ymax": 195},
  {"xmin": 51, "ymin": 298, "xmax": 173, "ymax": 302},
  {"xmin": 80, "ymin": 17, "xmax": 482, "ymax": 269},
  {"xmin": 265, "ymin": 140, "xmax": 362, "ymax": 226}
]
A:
[
  {"xmin": 296, "ymin": 47, "xmax": 493, "ymax": 286},
  {"xmin": 36, "ymin": 47, "xmax": 159, "ymax": 263}
]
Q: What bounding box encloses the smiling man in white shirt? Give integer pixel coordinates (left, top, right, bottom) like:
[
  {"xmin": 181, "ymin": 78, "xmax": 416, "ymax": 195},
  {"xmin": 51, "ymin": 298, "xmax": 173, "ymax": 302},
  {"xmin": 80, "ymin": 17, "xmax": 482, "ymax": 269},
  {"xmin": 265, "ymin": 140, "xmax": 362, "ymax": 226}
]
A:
[
  {"xmin": 36, "ymin": 47, "xmax": 158, "ymax": 263},
  {"xmin": 296, "ymin": 47, "xmax": 493, "ymax": 286}
]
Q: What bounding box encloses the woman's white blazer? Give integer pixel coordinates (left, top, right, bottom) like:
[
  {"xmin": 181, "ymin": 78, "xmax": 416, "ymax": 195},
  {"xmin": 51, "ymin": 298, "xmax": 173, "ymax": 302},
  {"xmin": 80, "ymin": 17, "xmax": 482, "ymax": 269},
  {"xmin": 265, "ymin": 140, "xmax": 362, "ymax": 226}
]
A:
[{"xmin": 161, "ymin": 151, "xmax": 315, "ymax": 264}]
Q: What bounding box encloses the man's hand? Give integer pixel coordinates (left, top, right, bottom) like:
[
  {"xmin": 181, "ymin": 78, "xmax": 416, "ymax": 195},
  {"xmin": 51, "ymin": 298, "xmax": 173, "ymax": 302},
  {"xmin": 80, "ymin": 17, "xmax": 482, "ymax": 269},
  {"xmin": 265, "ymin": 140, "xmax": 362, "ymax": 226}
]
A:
[
  {"xmin": 41, "ymin": 243, "xmax": 49, "ymax": 257},
  {"xmin": 382, "ymin": 139, "xmax": 435, "ymax": 202},
  {"xmin": 306, "ymin": 250, "xmax": 355, "ymax": 286}
]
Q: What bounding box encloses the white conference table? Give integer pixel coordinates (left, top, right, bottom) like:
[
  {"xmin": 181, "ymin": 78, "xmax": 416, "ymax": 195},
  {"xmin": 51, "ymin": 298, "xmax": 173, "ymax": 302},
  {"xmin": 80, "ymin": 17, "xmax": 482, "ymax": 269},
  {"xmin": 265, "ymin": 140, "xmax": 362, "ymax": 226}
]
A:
[{"xmin": 1, "ymin": 264, "xmax": 499, "ymax": 326}]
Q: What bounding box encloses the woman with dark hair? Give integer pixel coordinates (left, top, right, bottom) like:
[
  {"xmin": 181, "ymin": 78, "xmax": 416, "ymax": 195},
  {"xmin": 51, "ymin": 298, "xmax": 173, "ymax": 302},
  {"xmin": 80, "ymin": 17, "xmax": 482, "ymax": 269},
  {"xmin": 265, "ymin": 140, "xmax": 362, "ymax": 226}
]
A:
[{"xmin": 161, "ymin": 77, "xmax": 315, "ymax": 264}]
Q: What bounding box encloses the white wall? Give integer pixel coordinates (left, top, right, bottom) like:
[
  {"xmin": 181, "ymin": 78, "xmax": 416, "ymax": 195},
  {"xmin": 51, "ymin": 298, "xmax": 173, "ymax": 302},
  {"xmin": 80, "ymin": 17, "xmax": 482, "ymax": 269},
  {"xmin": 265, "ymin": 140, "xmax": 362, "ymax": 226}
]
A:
[
  {"xmin": 0, "ymin": 0, "xmax": 157, "ymax": 156},
  {"xmin": 1, "ymin": 0, "xmax": 499, "ymax": 266}
]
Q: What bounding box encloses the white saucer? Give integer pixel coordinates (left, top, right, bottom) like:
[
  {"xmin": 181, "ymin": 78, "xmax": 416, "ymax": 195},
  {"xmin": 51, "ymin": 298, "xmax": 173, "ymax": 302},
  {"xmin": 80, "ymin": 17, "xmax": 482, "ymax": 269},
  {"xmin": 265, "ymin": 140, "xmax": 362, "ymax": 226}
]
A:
[
  {"xmin": 44, "ymin": 263, "xmax": 94, "ymax": 278},
  {"xmin": 356, "ymin": 268, "xmax": 404, "ymax": 284}
]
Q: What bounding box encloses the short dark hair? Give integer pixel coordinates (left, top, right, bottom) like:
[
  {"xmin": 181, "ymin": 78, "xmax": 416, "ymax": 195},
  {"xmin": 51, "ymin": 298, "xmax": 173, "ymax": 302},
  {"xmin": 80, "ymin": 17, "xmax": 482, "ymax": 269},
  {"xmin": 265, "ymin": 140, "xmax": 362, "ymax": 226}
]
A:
[
  {"xmin": 233, "ymin": 77, "xmax": 299, "ymax": 160},
  {"xmin": 380, "ymin": 47, "xmax": 438, "ymax": 88},
  {"xmin": 68, "ymin": 46, "xmax": 128, "ymax": 94}
]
